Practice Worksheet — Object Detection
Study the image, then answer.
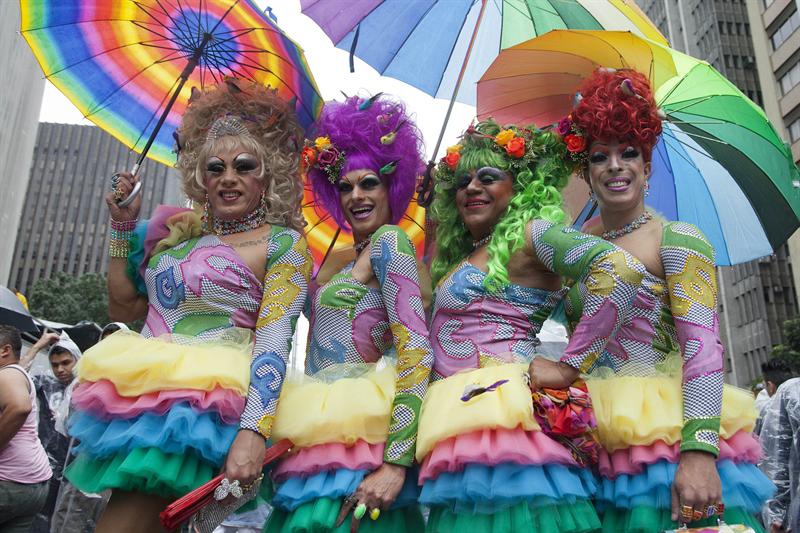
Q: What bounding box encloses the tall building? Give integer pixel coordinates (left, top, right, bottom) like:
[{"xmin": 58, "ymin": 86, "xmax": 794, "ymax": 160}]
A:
[
  {"xmin": 9, "ymin": 123, "xmax": 180, "ymax": 294},
  {"xmin": 0, "ymin": 3, "xmax": 46, "ymax": 286},
  {"xmin": 641, "ymin": 0, "xmax": 799, "ymax": 386}
]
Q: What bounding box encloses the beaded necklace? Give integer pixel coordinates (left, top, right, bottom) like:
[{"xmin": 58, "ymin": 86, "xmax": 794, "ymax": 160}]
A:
[
  {"xmin": 472, "ymin": 234, "xmax": 491, "ymax": 249},
  {"xmin": 601, "ymin": 211, "xmax": 652, "ymax": 240},
  {"xmin": 209, "ymin": 204, "xmax": 268, "ymax": 236},
  {"xmin": 354, "ymin": 233, "xmax": 374, "ymax": 255}
]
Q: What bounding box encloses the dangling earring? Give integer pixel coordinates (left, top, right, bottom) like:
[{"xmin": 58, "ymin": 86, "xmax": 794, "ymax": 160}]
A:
[
  {"xmin": 589, "ymin": 189, "xmax": 597, "ymax": 202},
  {"xmin": 201, "ymin": 193, "xmax": 212, "ymax": 234},
  {"xmin": 644, "ymin": 182, "xmax": 650, "ymax": 197}
]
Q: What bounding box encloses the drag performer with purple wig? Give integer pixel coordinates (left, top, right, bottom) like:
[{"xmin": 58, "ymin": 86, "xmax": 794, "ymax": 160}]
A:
[{"xmin": 265, "ymin": 94, "xmax": 433, "ymax": 533}]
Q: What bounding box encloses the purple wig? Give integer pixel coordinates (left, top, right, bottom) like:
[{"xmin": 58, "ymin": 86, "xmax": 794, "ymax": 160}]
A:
[{"xmin": 307, "ymin": 94, "xmax": 425, "ymax": 231}]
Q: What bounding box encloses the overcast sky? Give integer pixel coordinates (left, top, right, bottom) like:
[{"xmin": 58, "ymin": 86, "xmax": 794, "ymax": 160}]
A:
[{"xmin": 37, "ymin": 0, "xmax": 476, "ymax": 162}]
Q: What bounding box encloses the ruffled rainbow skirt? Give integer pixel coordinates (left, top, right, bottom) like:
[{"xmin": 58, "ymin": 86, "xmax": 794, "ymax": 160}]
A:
[
  {"xmin": 587, "ymin": 374, "xmax": 774, "ymax": 533},
  {"xmin": 264, "ymin": 363, "xmax": 424, "ymax": 533},
  {"xmin": 65, "ymin": 329, "xmax": 252, "ymax": 498},
  {"xmin": 416, "ymin": 364, "xmax": 601, "ymax": 533}
]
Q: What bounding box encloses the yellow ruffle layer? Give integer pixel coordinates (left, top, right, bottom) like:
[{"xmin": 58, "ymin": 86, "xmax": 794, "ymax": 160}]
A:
[
  {"xmin": 271, "ymin": 364, "xmax": 396, "ymax": 448},
  {"xmin": 587, "ymin": 375, "xmax": 757, "ymax": 452},
  {"xmin": 76, "ymin": 330, "xmax": 251, "ymax": 396},
  {"xmin": 416, "ymin": 364, "xmax": 540, "ymax": 462}
]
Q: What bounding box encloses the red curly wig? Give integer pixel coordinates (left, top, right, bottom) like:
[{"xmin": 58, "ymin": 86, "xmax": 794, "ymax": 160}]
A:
[{"xmin": 571, "ymin": 68, "xmax": 662, "ymax": 162}]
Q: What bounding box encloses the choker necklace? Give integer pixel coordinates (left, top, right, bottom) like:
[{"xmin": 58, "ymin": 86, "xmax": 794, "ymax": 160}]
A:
[
  {"xmin": 472, "ymin": 234, "xmax": 491, "ymax": 249},
  {"xmin": 209, "ymin": 204, "xmax": 268, "ymax": 236},
  {"xmin": 601, "ymin": 211, "xmax": 652, "ymax": 240},
  {"xmin": 354, "ymin": 234, "xmax": 373, "ymax": 255}
]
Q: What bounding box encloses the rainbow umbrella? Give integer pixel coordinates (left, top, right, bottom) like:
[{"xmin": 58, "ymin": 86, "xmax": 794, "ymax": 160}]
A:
[
  {"xmin": 301, "ymin": 0, "xmax": 666, "ymax": 206},
  {"xmin": 477, "ymin": 30, "xmax": 800, "ymax": 265},
  {"xmin": 20, "ymin": 0, "xmax": 323, "ymax": 202}
]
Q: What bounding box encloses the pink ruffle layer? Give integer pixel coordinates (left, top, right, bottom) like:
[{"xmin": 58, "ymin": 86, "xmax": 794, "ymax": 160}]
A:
[
  {"xmin": 598, "ymin": 431, "xmax": 763, "ymax": 478},
  {"xmin": 272, "ymin": 441, "xmax": 384, "ymax": 483},
  {"xmin": 72, "ymin": 380, "xmax": 245, "ymax": 424},
  {"xmin": 418, "ymin": 427, "xmax": 578, "ymax": 483}
]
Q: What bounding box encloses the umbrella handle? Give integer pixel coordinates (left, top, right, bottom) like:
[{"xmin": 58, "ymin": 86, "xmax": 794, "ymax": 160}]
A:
[{"xmin": 116, "ymin": 162, "xmax": 143, "ymax": 208}]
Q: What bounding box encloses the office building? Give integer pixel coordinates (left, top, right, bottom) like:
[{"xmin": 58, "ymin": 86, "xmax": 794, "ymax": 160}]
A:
[
  {"xmin": 0, "ymin": 3, "xmax": 46, "ymax": 285},
  {"xmin": 9, "ymin": 123, "xmax": 179, "ymax": 294}
]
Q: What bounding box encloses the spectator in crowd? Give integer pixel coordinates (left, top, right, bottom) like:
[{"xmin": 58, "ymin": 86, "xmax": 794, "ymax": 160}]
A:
[
  {"xmin": 757, "ymin": 359, "xmax": 797, "ymax": 435},
  {"xmin": 99, "ymin": 322, "xmax": 128, "ymax": 341},
  {"xmin": 761, "ymin": 375, "xmax": 800, "ymax": 533},
  {"xmin": 20, "ymin": 331, "xmax": 82, "ymax": 532},
  {"xmin": 0, "ymin": 324, "xmax": 52, "ymax": 532}
]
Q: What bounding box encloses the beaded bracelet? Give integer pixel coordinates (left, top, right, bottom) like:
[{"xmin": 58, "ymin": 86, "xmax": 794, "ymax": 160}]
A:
[{"xmin": 109, "ymin": 218, "xmax": 138, "ymax": 258}]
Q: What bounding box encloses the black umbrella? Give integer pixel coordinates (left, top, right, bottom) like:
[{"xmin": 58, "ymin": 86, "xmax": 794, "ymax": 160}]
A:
[{"xmin": 0, "ymin": 285, "xmax": 38, "ymax": 332}]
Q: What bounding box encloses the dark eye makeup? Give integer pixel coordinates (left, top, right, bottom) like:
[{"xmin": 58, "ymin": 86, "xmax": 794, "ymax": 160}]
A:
[{"xmin": 456, "ymin": 167, "xmax": 507, "ymax": 190}]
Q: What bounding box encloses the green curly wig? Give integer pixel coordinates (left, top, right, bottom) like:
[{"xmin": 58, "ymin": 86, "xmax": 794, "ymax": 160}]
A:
[{"xmin": 430, "ymin": 119, "xmax": 573, "ymax": 291}]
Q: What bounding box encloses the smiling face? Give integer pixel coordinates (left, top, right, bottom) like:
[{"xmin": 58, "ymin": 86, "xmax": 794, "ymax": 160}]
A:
[
  {"xmin": 338, "ymin": 169, "xmax": 391, "ymax": 241},
  {"xmin": 586, "ymin": 138, "xmax": 650, "ymax": 215},
  {"xmin": 455, "ymin": 166, "xmax": 514, "ymax": 239},
  {"xmin": 202, "ymin": 139, "xmax": 266, "ymax": 221}
]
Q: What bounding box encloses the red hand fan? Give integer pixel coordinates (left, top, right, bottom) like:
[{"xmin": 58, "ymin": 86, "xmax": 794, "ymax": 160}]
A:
[{"xmin": 159, "ymin": 439, "xmax": 293, "ymax": 531}]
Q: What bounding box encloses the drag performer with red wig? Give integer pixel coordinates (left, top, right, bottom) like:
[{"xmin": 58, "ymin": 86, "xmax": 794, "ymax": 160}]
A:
[{"xmin": 551, "ymin": 68, "xmax": 773, "ymax": 532}]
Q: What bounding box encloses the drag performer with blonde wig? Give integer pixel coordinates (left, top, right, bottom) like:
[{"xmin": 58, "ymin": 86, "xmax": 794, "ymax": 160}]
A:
[
  {"xmin": 263, "ymin": 94, "xmax": 433, "ymax": 533},
  {"xmin": 64, "ymin": 80, "xmax": 311, "ymax": 533},
  {"xmin": 416, "ymin": 118, "xmax": 647, "ymax": 533},
  {"xmin": 553, "ymin": 67, "xmax": 773, "ymax": 532}
]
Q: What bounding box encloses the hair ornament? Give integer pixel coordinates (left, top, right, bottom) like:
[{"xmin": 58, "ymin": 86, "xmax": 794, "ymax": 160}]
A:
[
  {"xmin": 358, "ymin": 92, "xmax": 384, "ymax": 111},
  {"xmin": 657, "ymin": 108, "xmax": 668, "ymax": 120},
  {"xmin": 620, "ymin": 78, "xmax": 636, "ymax": 97},
  {"xmin": 380, "ymin": 120, "xmax": 407, "ymax": 145},
  {"xmin": 172, "ymin": 129, "xmax": 183, "ymax": 154},
  {"xmin": 206, "ymin": 114, "xmax": 250, "ymax": 142},
  {"xmin": 302, "ymin": 136, "xmax": 346, "ymax": 184},
  {"xmin": 573, "ymin": 91, "xmax": 583, "ymax": 107},
  {"xmin": 435, "ymin": 122, "xmax": 564, "ymax": 185},
  {"xmin": 379, "ymin": 160, "xmax": 399, "ymax": 175}
]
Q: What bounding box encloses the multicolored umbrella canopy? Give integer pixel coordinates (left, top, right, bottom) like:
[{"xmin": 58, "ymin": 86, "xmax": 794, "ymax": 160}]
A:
[
  {"xmin": 477, "ymin": 30, "xmax": 800, "ymax": 265},
  {"xmin": 300, "ymin": 0, "xmax": 666, "ymax": 106},
  {"xmin": 20, "ymin": 0, "xmax": 323, "ymax": 167}
]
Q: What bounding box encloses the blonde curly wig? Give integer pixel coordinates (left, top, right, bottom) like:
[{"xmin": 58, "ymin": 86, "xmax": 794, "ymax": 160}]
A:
[{"xmin": 175, "ymin": 80, "xmax": 305, "ymax": 232}]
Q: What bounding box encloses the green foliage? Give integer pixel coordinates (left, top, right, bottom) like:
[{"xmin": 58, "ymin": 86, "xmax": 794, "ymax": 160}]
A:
[
  {"xmin": 28, "ymin": 272, "xmax": 110, "ymax": 326},
  {"xmin": 769, "ymin": 318, "xmax": 800, "ymax": 370},
  {"xmin": 782, "ymin": 317, "xmax": 800, "ymax": 352}
]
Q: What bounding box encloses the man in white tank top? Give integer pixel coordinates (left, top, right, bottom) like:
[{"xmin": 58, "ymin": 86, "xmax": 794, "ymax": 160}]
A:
[{"xmin": 0, "ymin": 325, "xmax": 52, "ymax": 532}]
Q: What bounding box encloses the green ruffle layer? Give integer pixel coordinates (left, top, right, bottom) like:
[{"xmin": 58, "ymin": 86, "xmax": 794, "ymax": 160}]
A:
[
  {"xmin": 600, "ymin": 505, "xmax": 765, "ymax": 533},
  {"xmin": 264, "ymin": 497, "xmax": 424, "ymax": 533},
  {"xmin": 65, "ymin": 447, "xmax": 214, "ymax": 498},
  {"xmin": 426, "ymin": 499, "xmax": 601, "ymax": 533}
]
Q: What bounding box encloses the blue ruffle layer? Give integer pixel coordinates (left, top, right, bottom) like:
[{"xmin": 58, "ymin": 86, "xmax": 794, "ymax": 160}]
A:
[
  {"xmin": 273, "ymin": 468, "xmax": 420, "ymax": 512},
  {"xmin": 597, "ymin": 459, "xmax": 775, "ymax": 514},
  {"xmin": 70, "ymin": 402, "xmax": 237, "ymax": 464},
  {"xmin": 419, "ymin": 462, "xmax": 598, "ymax": 514}
]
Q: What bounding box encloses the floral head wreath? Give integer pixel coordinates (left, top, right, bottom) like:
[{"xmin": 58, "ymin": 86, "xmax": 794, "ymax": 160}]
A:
[{"xmin": 435, "ymin": 122, "xmax": 561, "ymax": 186}]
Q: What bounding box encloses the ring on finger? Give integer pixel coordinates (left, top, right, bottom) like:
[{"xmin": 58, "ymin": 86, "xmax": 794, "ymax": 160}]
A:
[
  {"xmin": 691, "ymin": 509, "xmax": 703, "ymax": 521},
  {"xmin": 353, "ymin": 503, "xmax": 367, "ymax": 520},
  {"xmin": 369, "ymin": 508, "xmax": 381, "ymax": 521},
  {"xmin": 680, "ymin": 505, "xmax": 694, "ymax": 522}
]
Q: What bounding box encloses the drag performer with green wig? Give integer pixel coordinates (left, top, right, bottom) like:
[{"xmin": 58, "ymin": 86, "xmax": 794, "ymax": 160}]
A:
[{"xmin": 415, "ymin": 118, "xmax": 646, "ymax": 533}]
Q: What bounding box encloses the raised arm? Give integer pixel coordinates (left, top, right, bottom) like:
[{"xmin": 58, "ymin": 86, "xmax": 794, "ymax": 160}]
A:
[
  {"xmin": 239, "ymin": 228, "xmax": 312, "ymax": 438},
  {"xmin": 661, "ymin": 223, "xmax": 723, "ymax": 456},
  {"xmin": 370, "ymin": 225, "xmax": 433, "ymax": 466},
  {"xmin": 106, "ymin": 172, "xmax": 148, "ymax": 322},
  {"xmin": 528, "ymin": 219, "xmax": 645, "ymax": 373}
]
